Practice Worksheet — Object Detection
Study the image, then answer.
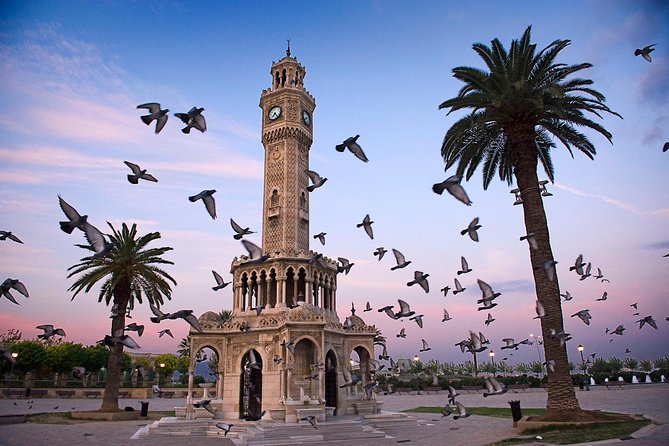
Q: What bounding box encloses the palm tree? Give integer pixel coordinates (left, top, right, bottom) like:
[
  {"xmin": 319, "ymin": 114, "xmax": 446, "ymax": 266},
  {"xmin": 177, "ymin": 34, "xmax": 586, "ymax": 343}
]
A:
[
  {"xmin": 218, "ymin": 309, "xmax": 232, "ymax": 325},
  {"xmin": 68, "ymin": 222, "xmax": 176, "ymax": 412},
  {"xmin": 438, "ymin": 27, "xmax": 619, "ymax": 419}
]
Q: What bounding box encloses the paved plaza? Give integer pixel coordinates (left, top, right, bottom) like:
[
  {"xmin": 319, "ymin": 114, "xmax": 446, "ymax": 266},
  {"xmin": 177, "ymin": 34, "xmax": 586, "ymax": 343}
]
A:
[{"xmin": 0, "ymin": 384, "xmax": 667, "ymax": 446}]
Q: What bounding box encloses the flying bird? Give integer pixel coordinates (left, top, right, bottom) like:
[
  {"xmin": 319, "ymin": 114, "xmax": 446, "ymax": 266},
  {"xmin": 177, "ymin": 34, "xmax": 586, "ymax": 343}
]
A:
[
  {"xmin": 610, "ymin": 325, "xmax": 625, "ymax": 336},
  {"xmin": 396, "ymin": 328, "xmax": 406, "ymax": 338},
  {"xmin": 664, "ymin": 142, "xmax": 669, "ymax": 153},
  {"xmin": 335, "ymin": 135, "xmax": 368, "ymax": 162},
  {"xmin": 596, "ymin": 291, "xmax": 608, "ymax": 302},
  {"xmin": 72, "ymin": 366, "xmax": 88, "ymax": 380},
  {"xmin": 102, "ymin": 329, "xmax": 141, "ymax": 349},
  {"xmin": 357, "ymin": 214, "xmax": 374, "ymax": 239},
  {"xmin": 483, "ymin": 376, "xmax": 507, "ymax": 397},
  {"xmin": 123, "ymin": 161, "xmax": 158, "ymax": 184},
  {"xmin": 634, "ymin": 44, "xmax": 656, "ymax": 62},
  {"xmin": 579, "ymin": 262, "xmax": 592, "ymax": 281},
  {"xmin": 538, "ymin": 259, "xmax": 558, "ymax": 282},
  {"xmin": 281, "ymin": 340, "xmax": 295, "ymax": 354},
  {"xmin": 124, "ymin": 323, "xmax": 144, "ymax": 337},
  {"xmin": 158, "ymin": 329, "xmax": 173, "ymax": 338},
  {"xmin": 452, "ymin": 402, "xmax": 470, "ymax": 419},
  {"xmin": 569, "ymin": 254, "xmax": 585, "ymax": 275},
  {"xmin": 534, "ymin": 300, "xmax": 546, "ymax": 319},
  {"xmin": 337, "ymin": 257, "xmax": 354, "ymax": 275},
  {"xmin": 477, "ymin": 279, "xmax": 501, "ymax": 302},
  {"xmin": 457, "ymin": 256, "xmax": 472, "ymax": 275},
  {"xmin": 215, "ymin": 423, "xmax": 233, "ymax": 436},
  {"xmin": 300, "ymin": 415, "xmax": 318, "ymax": 429},
  {"xmin": 571, "ymin": 309, "xmax": 592, "ymax": 325},
  {"xmin": 442, "ymin": 308, "xmax": 452, "ymax": 322},
  {"xmin": 36, "ymin": 324, "xmax": 66, "ymax": 340},
  {"xmin": 501, "ymin": 338, "xmax": 522, "ymax": 350},
  {"xmin": 460, "ymin": 217, "xmax": 481, "ymax": 242},
  {"xmin": 57, "ymin": 195, "xmax": 88, "ymax": 234},
  {"xmin": 81, "ymin": 221, "xmax": 114, "ymax": 259},
  {"xmin": 560, "ymin": 291, "xmax": 573, "ymax": 301},
  {"xmin": 137, "ymin": 102, "xmax": 169, "ymax": 134},
  {"xmin": 174, "ymin": 106, "xmax": 206, "ymax": 133},
  {"xmin": 0, "ymin": 230, "xmax": 23, "ymax": 244},
  {"xmin": 211, "ymin": 270, "xmax": 230, "ymax": 291},
  {"xmin": 305, "ymin": 169, "xmax": 327, "ymax": 191},
  {"xmin": 407, "ymin": 271, "xmax": 430, "ymax": 293},
  {"xmin": 419, "ymin": 338, "xmax": 431, "ymax": 352},
  {"xmin": 149, "ymin": 303, "xmax": 203, "ymax": 333},
  {"xmin": 373, "ymin": 247, "xmax": 387, "ymax": 260},
  {"xmin": 230, "ymin": 219, "xmax": 255, "ymax": 240},
  {"xmin": 189, "ymin": 190, "xmax": 217, "ymax": 220},
  {"xmin": 313, "ymin": 232, "xmax": 326, "ymax": 246},
  {"xmin": 440, "ymin": 286, "xmax": 451, "ymax": 296},
  {"xmin": 410, "ymin": 314, "xmax": 424, "ymax": 328},
  {"xmin": 432, "ymin": 174, "xmax": 472, "ymax": 206},
  {"xmin": 453, "ymin": 278, "xmax": 466, "ymax": 295},
  {"xmin": 364, "ymin": 301, "xmax": 372, "ymax": 312},
  {"xmin": 390, "ymin": 249, "xmax": 411, "ymax": 270},
  {"xmin": 1, "ymin": 278, "xmax": 29, "ymax": 305},
  {"xmin": 484, "ymin": 313, "xmax": 495, "ymax": 326},
  {"xmin": 549, "ymin": 329, "xmax": 572, "ymax": 347},
  {"xmin": 395, "ymin": 299, "xmax": 415, "ymax": 319},
  {"xmin": 241, "ymin": 240, "xmax": 269, "ymax": 264},
  {"xmin": 193, "ymin": 399, "xmax": 215, "ymax": 415},
  {"xmin": 636, "ymin": 316, "xmax": 657, "ymax": 330}
]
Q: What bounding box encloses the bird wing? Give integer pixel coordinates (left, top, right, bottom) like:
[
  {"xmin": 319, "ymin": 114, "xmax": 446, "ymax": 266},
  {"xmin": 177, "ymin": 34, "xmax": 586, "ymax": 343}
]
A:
[
  {"xmin": 191, "ymin": 114, "xmax": 207, "ymax": 132},
  {"xmin": 230, "ymin": 218, "xmax": 244, "ymax": 234},
  {"xmin": 445, "ymin": 180, "xmax": 472, "ymax": 206},
  {"xmin": 398, "ymin": 299, "xmax": 411, "ymax": 313},
  {"xmin": 36, "ymin": 324, "xmax": 54, "ymax": 332},
  {"xmin": 348, "ymin": 140, "xmax": 368, "ymax": 162},
  {"xmin": 392, "ymin": 249, "xmax": 406, "ymax": 265},
  {"xmin": 202, "ymin": 194, "xmax": 217, "ymax": 219},
  {"xmin": 58, "ymin": 195, "xmax": 82, "ymax": 221},
  {"xmin": 119, "ymin": 335, "xmax": 141, "ymax": 349},
  {"xmin": 124, "ymin": 161, "xmax": 141, "ymax": 175},
  {"xmin": 11, "ymin": 281, "xmax": 29, "ymax": 297},
  {"xmin": 81, "ymin": 222, "xmax": 107, "ymax": 253},
  {"xmin": 241, "ymin": 239, "xmax": 263, "ymax": 259},
  {"xmin": 421, "ymin": 339, "xmax": 429, "ymax": 349},
  {"xmin": 137, "ymin": 103, "xmax": 161, "ymax": 112},
  {"xmin": 149, "ymin": 302, "xmax": 165, "ymax": 319},
  {"xmin": 212, "ymin": 270, "xmax": 224, "ymax": 286},
  {"xmin": 461, "ymin": 256, "xmax": 469, "ymax": 271},
  {"xmin": 305, "ymin": 170, "xmax": 322, "ymax": 184},
  {"xmin": 183, "ymin": 313, "xmax": 203, "ymax": 333}
]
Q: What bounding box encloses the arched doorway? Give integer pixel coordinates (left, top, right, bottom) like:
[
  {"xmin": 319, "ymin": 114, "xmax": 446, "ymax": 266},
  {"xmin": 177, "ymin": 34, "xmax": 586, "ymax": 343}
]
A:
[
  {"xmin": 239, "ymin": 349, "xmax": 263, "ymax": 419},
  {"xmin": 325, "ymin": 350, "xmax": 337, "ymax": 410},
  {"xmin": 292, "ymin": 338, "xmax": 318, "ymax": 401}
]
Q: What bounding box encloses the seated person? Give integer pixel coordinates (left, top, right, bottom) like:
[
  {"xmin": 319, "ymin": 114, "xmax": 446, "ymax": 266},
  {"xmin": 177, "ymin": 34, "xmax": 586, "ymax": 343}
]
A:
[{"xmin": 152, "ymin": 384, "xmax": 162, "ymax": 397}]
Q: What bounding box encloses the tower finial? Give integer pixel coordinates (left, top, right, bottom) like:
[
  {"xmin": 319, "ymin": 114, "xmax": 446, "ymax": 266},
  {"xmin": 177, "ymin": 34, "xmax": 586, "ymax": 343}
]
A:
[{"xmin": 286, "ymin": 39, "xmax": 291, "ymax": 57}]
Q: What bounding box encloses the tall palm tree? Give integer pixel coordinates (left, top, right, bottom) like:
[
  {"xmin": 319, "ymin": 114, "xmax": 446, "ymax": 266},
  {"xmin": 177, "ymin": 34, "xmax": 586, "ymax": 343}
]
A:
[
  {"xmin": 68, "ymin": 222, "xmax": 176, "ymax": 412},
  {"xmin": 438, "ymin": 27, "xmax": 620, "ymax": 419}
]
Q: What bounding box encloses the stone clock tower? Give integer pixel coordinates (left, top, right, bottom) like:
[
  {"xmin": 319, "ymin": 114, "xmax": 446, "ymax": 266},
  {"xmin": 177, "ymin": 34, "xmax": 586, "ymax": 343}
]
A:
[{"xmin": 259, "ymin": 45, "xmax": 316, "ymax": 256}]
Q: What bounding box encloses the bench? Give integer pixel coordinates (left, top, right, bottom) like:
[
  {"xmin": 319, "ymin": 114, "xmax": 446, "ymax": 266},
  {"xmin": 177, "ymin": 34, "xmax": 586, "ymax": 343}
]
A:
[
  {"xmin": 56, "ymin": 390, "xmax": 75, "ymax": 398},
  {"xmin": 30, "ymin": 389, "xmax": 48, "ymax": 398},
  {"xmin": 118, "ymin": 391, "xmax": 131, "ymax": 398},
  {"xmin": 508, "ymin": 384, "xmax": 529, "ymax": 392},
  {"xmin": 2, "ymin": 389, "xmax": 25, "ymax": 398},
  {"xmin": 393, "ymin": 387, "xmax": 413, "ymax": 394},
  {"xmin": 84, "ymin": 391, "xmax": 102, "ymax": 398},
  {"xmin": 423, "ymin": 386, "xmax": 442, "ymax": 394},
  {"xmin": 161, "ymin": 391, "xmax": 175, "ymax": 398},
  {"xmin": 604, "ymin": 382, "xmax": 627, "ymax": 389},
  {"xmin": 462, "ymin": 385, "xmax": 482, "ymax": 393}
]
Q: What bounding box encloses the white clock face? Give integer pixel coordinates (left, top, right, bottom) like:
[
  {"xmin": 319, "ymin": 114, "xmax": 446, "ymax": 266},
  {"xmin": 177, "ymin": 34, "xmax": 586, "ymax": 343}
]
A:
[
  {"xmin": 302, "ymin": 110, "xmax": 311, "ymax": 125},
  {"xmin": 269, "ymin": 106, "xmax": 282, "ymax": 120}
]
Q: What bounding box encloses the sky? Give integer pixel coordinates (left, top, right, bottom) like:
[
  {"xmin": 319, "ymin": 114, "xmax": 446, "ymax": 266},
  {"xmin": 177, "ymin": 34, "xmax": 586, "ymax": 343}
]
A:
[{"xmin": 0, "ymin": 1, "xmax": 668, "ymax": 369}]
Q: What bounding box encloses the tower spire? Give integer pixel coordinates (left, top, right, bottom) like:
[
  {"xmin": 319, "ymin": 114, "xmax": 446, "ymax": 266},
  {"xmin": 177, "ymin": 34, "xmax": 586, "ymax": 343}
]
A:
[{"xmin": 286, "ymin": 39, "xmax": 291, "ymax": 57}]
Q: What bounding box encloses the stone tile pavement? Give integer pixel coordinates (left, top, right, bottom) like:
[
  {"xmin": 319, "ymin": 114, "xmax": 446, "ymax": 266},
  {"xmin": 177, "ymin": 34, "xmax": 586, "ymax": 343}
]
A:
[{"xmin": 0, "ymin": 384, "xmax": 667, "ymax": 446}]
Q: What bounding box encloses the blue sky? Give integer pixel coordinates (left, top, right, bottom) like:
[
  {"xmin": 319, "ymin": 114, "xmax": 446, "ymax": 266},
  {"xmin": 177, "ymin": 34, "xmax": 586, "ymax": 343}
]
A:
[{"xmin": 1, "ymin": 1, "xmax": 668, "ymax": 367}]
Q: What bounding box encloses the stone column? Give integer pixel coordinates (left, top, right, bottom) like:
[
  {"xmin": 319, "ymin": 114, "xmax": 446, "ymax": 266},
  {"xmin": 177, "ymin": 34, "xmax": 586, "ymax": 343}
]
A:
[
  {"xmin": 306, "ymin": 279, "xmax": 313, "ymax": 305},
  {"xmin": 286, "ymin": 368, "xmax": 293, "ymax": 401},
  {"xmin": 216, "ymin": 367, "xmax": 224, "ymax": 400},
  {"xmin": 278, "ymin": 276, "xmax": 286, "ymax": 307},
  {"xmin": 186, "ymin": 367, "xmax": 195, "ymax": 420}
]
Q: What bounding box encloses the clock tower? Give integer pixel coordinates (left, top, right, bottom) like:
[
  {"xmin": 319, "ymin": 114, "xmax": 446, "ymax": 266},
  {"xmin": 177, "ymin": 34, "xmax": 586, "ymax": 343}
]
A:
[{"xmin": 259, "ymin": 45, "xmax": 316, "ymax": 256}]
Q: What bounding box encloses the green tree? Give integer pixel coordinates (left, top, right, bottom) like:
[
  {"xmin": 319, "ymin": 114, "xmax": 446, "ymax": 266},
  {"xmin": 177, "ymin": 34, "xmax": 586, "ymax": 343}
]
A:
[
  {"xmin": 82, "ymin": 344, "xmax": 109, "ymax": 372},
  {"xmin": 607, "ymin": 357, "xmax": 623, "ymax": 374},
  {"xmin": 67, "ymin": 222, "xmax": 176, "ymax": 412},
  {"xmin": 639, "ymin": 360, "xmax": 653, "ymax": 373},
  {"xmin": 153, "ymin": 353, "xmax": 179, "ymax": 385},
  {"xmin": 515, "ymin": 363, "xmax": 530, "ymax": 375},
  {"xmin": 13, "ymin": 340, "xmax": 47, "ymax": 375},
  {"xmin": 218, "ymin": 309, "xmax": 232, "ymax": 324},
  {"xmin": 438, "ymin": 26, "xmax": 619, "ymax": 418},
  {"xmin": 45, "ymin": 342, "xmax": 87, "ymax": 374},
  {"xmin": 177, "ymin": 337, "xmax": 191, "ymax": 358},
  {"xmin": 623, "ymin": 357, "xmax": 638, "ymax": 371}
]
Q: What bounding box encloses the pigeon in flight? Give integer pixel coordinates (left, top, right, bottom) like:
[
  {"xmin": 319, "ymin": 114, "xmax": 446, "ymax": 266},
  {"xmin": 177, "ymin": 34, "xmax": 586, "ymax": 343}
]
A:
[
  {"xmin": 452, "ymin": 278, "xmax": 466, "ymax": 295},
  {"xmin": 241, "ymin": 240, "xmax": 269, "ymax": 264},
  {"xmin": 230, "ymin": 219, "xmax": 255, "ymax": 240},
  {"xmin": 484, "ymin": 313, "xmax": 495, "ymax": 326},
  {"xmin": 58, "ymin": 195, "xmax": 88, "ymax": 234},
  {"xmin": 483, "ymin": 376, "xmax": 507, "ymax": 397},
  {"xmin": 534, "ymin": 300, "xmax": 546, "ymax": 319},
  {"xmin": 137, "ymin": 103, "xmax": 169, "ymax": 134},
  {"xmin": 407, "ymin": 271, "xmax": 430, "ymax": 293},
  {"xmin": 189, "ymin": 190, "xmax": 217, "ymax": 220},
  {"xmin": 468, "ymin": 331, "xmax": 487, "ymax": 352},
  {"xmin": 395, "ymin": 299, "xmax": 415, "ymax": 319},
  {"xmin": 364, "ymin": 301, "xmax": 372, "ymax": 312},
  {"xmin": 81, "ymin": 221, "xmax": 114, "ymax": 259},
  {"xmin": 461, "ymin": 217, "xmax": 481, "ymax": 242},
  {"xmin": 215, "ymin": 423, "xmax": 233, "ymax": 436},
  {"xmin": 477, "ymin": 279, "xmax": 501, "ymax": 302},
  {"xmin": 549, "ymin": 329, "xmax": 572, "ymax": 347},
  {"xmin": 446, "ymin": 385, "xmax": 460, "ymax": 405},
  {"xmin": 596, "ymin": 291, "xmax": 608, "ymax": 302},
  {"xmin": 419, "ymin": 338, "xmax": 431, "ymax": 352},
  {"xmin": 634, "ymin": 44, "xmax": 656, "ymax": 62},
  {"xmin": 440, "ymin": 286, "xmax": 451, "ymax": 296},
  {"xmin": 664, "ymin": 142, "xmax": 669, "ymax": 153},
  {"xmin": 124, "ymin": 161, "xmax": 158, "ymax": 184},
  {"xmin": 149, "ymin": 303, "xmax": 203, "ymax": 333},
  {"xmin": 1, "ymin": 278, "xmax": 29, "ymax": 305},
  {"xmin": 610, "ymin": 325, "xmax": 625, "ymax": 336},
  {"xmin": 410, "ymin": 314, "xmax": 424, "ymax": 328},
  {"xmin": 396, "ymin": 327, "xmax": 406, "ymax": 338},
  {"xmin": 300, "ymin": 415, "xmax": 318, "ymax": 429},
  {"xmin": 357, "ymin": 214, "xmax": 374, "ymax": 239},
  {"xmin": 281, "ymin": 340, "xmax": 295, "ymax": 354},
  {"xmin": 571, "ymin": 309, "xmax": 592, "ymax": 325},
  {"xmin": 124, "ymin": 323, "xmax": 144, "ymax": 337},
  {"xmin": 193, "ymin": 399, "xmax": 215, "ymax": 415},
  {"xmin": 305, "ymin": 169, "xmax": 327, "ymax": 191},
  {"xmin": 520, "ymin": 233, "xmax": 538, "ymax": 251},
  {"xmin": 442, "ymin": 309, "xmax": 452, "ymax": 322},
  {"xmin": 569, "ymin": 254, "xmax": 585, "ymax": 275},
  {"xmin": 313, "ymin": 232, "xmax": 326, "ymax": 246},
  {"xmin": 337, "ymin": 257, "xmax": 354, "ymax": 275},
  {"xmin": 211, "ymin": 270, "xmax": 230, "ymax": 291},
  {"xmin": 174, "ymin": 106, "xmax": 206, "ymax": 133},
  {"xmin": 453, "ymin": 401, "xmax": 470, "ymax": 420},
  {"xmin": 501, "ymin": 338, "xmax": 522, "ymax": 350},
  {"xmin": 36, "ymin": 324, "xmax": 66, "ymax": 340},
  {"xmin": 378, "ymin": 305, "xmax": 398, "ymax": 320},
  {"xmin": 335, "ymin": 135, "xmax": 368, "ymax": 162},
  {"xmin": 373, "ymin": 247, "xmax": 387, "ymax": 260},
  {"xmin": 630, "ymin": 302, "xmax": 638, "ymax": 310},
  {"xmin": 390, "ymin": 249, "xmax": 411, "ymax": 270},
  {"xmin": 538, "ymin": 259, "xmax": 558, "ymax": 282},
  {"xmin": 0, "ymin": 231, "xmax": 23, "ymax": 244},
  {"xmin": 102, "ymin": 329, "xmax": 141, "ymax": 349},
  {"xmin": 457, "ymin": 256, "xmax": 472, "ymax": 275},
  {"xmin": 432, "ymin": 174, "xmax": 472, "ymax": 206},
  {"xmin": 636, "ymin": 316, "xmax": 657, "ymax": 330},
  {"xmin": 560, "ymin": 291, "xmax": 573, "ymax": 301},
  {"xmin": 158, "ymin": 329, "xmax": 173, "ymax": 338},
  {"xmin": 579, "ymin": 262, "xmax": 592, "ymax": 281},
  {"xmin": 339, "ymin": 366, "xmax": 361, "ymax": 388},
  {"xmin": 72, "ymin": 366, "xmax": 88, "ymax": 380}
]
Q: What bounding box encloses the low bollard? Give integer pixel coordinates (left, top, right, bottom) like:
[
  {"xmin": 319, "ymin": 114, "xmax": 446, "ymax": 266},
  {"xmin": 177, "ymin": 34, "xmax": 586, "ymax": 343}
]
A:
[
  {"xmin": 509, "ymin": 400, "xmax": 522, "ymax": 425},
  {"xmin": 140, "ymin": 401, "xmax": 149, "ymax": 417}
]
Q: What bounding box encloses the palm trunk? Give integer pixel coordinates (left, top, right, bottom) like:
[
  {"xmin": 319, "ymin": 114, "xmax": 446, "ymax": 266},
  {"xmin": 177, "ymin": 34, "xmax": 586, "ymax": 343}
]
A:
[
  {"xmin": 99, "ymin": 280, "xmax": 130, "ymax": 412},
  {"xmin": 511, "ymin": 128, "xmax": 581, "ymax": 418}
]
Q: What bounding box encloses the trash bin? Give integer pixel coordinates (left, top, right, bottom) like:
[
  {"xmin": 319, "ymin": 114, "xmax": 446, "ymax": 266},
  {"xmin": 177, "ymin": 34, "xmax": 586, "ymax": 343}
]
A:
[
  {"xmin": 579, "ymin": 381, "xmax": 584, "ymax": 390},
  {"xmin": 509, "ymin": 400, "xmax": 522, "ymax": 423},
  {"xmin": 140, "ymin": 401, "xmax": 149, "ymax": 417}
]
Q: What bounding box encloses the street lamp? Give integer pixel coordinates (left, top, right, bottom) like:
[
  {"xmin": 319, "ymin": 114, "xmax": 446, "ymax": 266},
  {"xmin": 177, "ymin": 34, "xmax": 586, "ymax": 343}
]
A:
[
  {"xmin": 9, "ymin": 352, "xmax": 19, "ymax": 384},
  {"xmin": 489, "ymin": 351, "xmax": 496, "ymax": 376},
  {"xmin": 577, "ymin": 344, "xmax": 585, "ymax": 374},
  {"xmin": 413, "ymin": 355, "xmax": 420, "ymax": 363},
  {"xmin": 159, "ymin": 363, "xmax": 166, "ymax": 386}
]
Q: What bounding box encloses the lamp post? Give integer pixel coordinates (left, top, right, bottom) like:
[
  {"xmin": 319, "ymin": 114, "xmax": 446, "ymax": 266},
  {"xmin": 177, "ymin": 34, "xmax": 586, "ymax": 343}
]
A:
[
  {"xmin": 530, "ymin": 333, "xmax": 544, "ymax": 377},
  {"xmin": 489, "ymin": 350, "xmax": 496, "ymax": 376},
  {"xmin": 158, "ymin": 363, "xmax": 166, "ymax": 386},
  {"xmin": 577, "ymin": 344, "xmax": 585, "ymax": 374},
  {"xmin": 9, "ymin": 352, "xmax": 19, "ymax": 386}
]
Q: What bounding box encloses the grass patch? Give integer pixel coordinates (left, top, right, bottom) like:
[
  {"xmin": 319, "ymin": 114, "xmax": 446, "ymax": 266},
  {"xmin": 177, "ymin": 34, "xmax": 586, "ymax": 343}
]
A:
[
  {"xmin": 24, "ymin": 410, "xmax": 175, "ymax": 424},
  {"xmin": 489, "ymin": 419, "xmax": 650, "ymax": 445},
  {"xmin": 403, "ymin": 406, "xmax": 546, "ymax": 418}
]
